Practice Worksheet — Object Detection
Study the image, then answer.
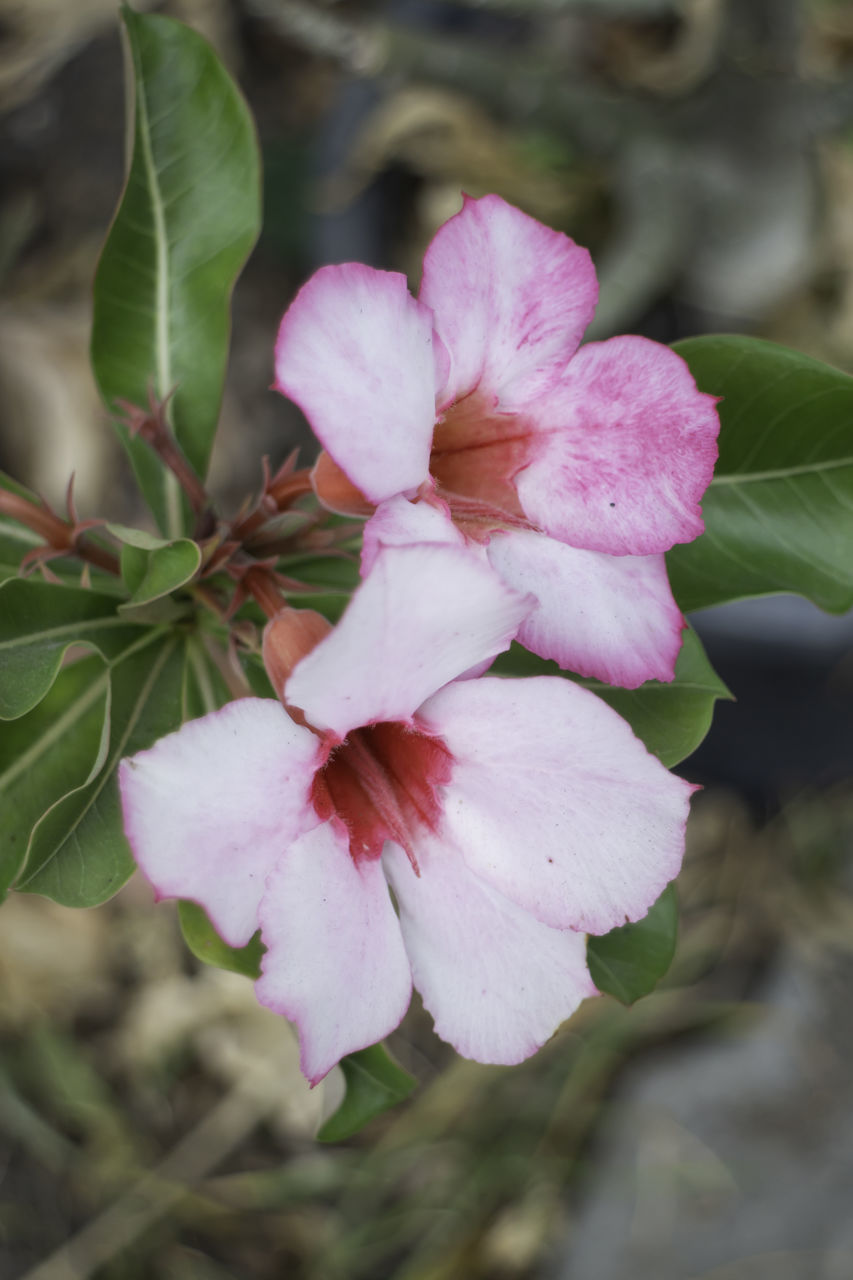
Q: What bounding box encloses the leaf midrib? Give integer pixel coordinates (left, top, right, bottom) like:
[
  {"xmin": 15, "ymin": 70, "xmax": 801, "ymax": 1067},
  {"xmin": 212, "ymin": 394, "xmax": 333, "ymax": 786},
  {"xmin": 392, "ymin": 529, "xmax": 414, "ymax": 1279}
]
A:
[
  {"xmin": 0, "ymin": 672, "xmax": 109, "ymax": 790},
  {"xmin": 133, "ymin": 33, "xmax": 182, "ymax": 538},
  {"xmin": 0, "ymin": 614, "xmax": 143, "ymax": 653},
  {"xmin": 21, "ymin": 636, "xmax": 178, "ymax": 881},
  {"xmin": 712, "ymin": 455, "xmax": 853, "ymax": 486}
]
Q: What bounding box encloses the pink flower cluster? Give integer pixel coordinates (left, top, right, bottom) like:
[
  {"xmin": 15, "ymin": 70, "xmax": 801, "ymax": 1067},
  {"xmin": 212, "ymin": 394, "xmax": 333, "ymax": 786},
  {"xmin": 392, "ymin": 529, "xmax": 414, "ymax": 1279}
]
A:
[{"xmin": 119, "ymin": 196, "xmax": 718, "ymax": 1085}]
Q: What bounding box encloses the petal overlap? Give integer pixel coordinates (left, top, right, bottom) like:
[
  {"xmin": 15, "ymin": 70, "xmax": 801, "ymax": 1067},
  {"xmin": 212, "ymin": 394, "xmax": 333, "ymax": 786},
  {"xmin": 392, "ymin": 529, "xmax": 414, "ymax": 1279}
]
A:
[{"xmin": 285, "ymin": 541, "xmax": 530, "ymax": 738}]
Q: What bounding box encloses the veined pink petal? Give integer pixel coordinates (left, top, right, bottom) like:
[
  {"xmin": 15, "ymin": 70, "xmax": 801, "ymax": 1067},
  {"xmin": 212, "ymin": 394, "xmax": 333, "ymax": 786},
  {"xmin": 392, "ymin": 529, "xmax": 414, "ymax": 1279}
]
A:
[
  {"xmin": 418, "ymin": 676, "xmax": 695, "ymax": 934},
  {"xmin": 256, "ymin": 822, "xmax": 412, "ymax": 1085},
  {"xmin": 420, "ymin": 194, "xmax": 598, "ymax": 410},
  {"xmin": 285, "ymin": 542, "xmax": 530, "ymax": 739},
  {"xmin": 487, "ymin": 529, "xmax": 684, "ymax": 687},
  {"xmin": 119, "ymin": 699, "xmax": 321, "ymax": 948},
  {"xmin": 274, "ymin": 264, "xmax": 436, "ymax": 503},
  {"xmin": 383, "ymin": 836, "xmax": 596, "ymax": 1065},
  {"xmin": 516, "ymin": 336, "xmax": 719, "ymax": 555},
  {"xmin": 361, "ymin": 495, "xmax": 464, "ymax": 576}
]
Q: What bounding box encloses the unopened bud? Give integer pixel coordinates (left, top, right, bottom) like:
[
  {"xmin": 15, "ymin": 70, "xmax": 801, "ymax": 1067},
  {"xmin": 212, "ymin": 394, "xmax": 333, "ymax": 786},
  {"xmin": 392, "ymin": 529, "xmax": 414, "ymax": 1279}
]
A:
[{"xmin": 263, "ymin": 607, "xmax": 332, "ymax": 703}]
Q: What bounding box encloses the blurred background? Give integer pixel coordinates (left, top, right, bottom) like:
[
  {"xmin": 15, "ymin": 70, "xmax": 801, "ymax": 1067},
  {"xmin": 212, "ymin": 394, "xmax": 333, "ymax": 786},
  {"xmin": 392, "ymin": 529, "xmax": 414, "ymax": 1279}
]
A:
[{"xmin": 1, "ymin": 0, "xmax": 853, "ymax": 1276}]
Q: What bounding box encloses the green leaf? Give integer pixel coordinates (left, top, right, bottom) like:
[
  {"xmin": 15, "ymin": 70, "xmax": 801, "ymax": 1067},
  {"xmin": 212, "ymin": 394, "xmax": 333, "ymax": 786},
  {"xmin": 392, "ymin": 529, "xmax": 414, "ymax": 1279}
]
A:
[
  {"xmin": 181, "ymin": 635, "xmax": 232, "ymax": 720},
  {"xmin": 586, "ymin": 882, "xmax": 678, "ymax": 1004},
  {"xmin": 317, "ymin": 1045, "xmax": 416, "ymax": 1143},
  {"xmin": 492, "ymin": 627, "xmax": 730, "ymax": 767},
  {"xmin": 178, "ymin": 900, "xmax": 265, "ymax": 979},
  {"xmin": 669, "ymin": 336, "xmax": 853, "ymax": 614},
  {"xmin": 108, "ymin": 523, "xmax": 201, "ymax": 608},
  {"xmin": 17, "ymin": 632, "xmax": 184, "ymax": 907},
  {"xmin": 281, "ymin": 553, "xmax": 361, "ymax": 593},
  {"xmin": 0, "ymin": 579, "xmax": 148, "ymax": 719},
  {"xmin": 0, "ymin": 656, "xmax": 110, "ymax": 899},
  {"xmin": 91, "ymin": 8, "xmax": 261, "ymax": 536}
]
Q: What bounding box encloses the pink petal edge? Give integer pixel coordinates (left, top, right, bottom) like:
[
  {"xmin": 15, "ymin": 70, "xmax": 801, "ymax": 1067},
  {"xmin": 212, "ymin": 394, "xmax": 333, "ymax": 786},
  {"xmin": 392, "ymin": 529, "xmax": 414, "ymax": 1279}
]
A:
[
  {"xmin": 275, "ymin": 263, "xmax": 436, "ymax": 504},
  {"xmin": 418, "ymin": 675, "xmax": 696, "ymax": 935},
  {"xmin": 420, "ymin": 193, "xmax": 598, "ymax": 410},
  {"xmin": 486, "ymin": 528, "xmax": 684, "ymax": 688},
  {"xmin": 119, "ymin": 698, "xmax": 321, "ymax": 948},
  {"xmin": 384, "ymin": 834, "xmax": 597, "ymax": 1065},
  {"xmin": 256, "ymin": 822, "xmax": 412, "ymax": 1085},
  {"xmin": 516, "ymin": 335, "xmax": 720, "ymax": 556},
  {"xmin": 286, "ymin": 540, "xmax": 530, "ymax": 739}
]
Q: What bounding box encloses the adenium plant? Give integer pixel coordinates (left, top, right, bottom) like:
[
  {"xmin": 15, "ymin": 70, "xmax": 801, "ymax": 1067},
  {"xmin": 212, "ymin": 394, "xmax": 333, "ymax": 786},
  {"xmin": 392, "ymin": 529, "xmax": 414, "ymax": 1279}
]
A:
[{"xmin": 1, "ymin": 9, "xmax": 852, "ymax": 1139}]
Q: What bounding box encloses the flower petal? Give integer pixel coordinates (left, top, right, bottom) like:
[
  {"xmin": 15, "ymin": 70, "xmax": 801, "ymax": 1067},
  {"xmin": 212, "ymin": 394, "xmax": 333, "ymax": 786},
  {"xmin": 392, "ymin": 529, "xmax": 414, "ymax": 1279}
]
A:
[
  {"xmin": 420, "ymin": 194, "xmax": 598, "ymax": 410},
  {"xmin": 119, "ymin": 699, "xmax": 321, "ymax": 948},
  {"xmin": 286, "ymin": 542, "xmax": 530, "ymax": 739},
  {"xmin": 418, "ymin": 676, "xmax": 695, "ymax": 934},
  {"xmin": 275, "ymin": 264, "xmax": 437, "ymax": 503},
  {"xmin": 383, "ymin": 836, "xmax": 596, "ymax": 1065},
  {"xmin": 361, "ymin": 494, "xmax": 464, "ymax": 576},
  {"xmin": 256, "ymin": 823, "xmax": 412, "ymax": 1085},
  {"xmin": 516, "ymin": 336, "xmax": 719, "ymax": 555},
  {"xmin": 487, "ymin": 529, "xmax": 684, "ymax": 687}
]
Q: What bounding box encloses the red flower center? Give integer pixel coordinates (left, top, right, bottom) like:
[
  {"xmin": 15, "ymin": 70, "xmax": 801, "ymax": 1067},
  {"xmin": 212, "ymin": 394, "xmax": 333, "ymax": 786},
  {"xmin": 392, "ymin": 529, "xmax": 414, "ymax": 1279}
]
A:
[
  {"xmin": 311, "ymin": 720, "xmax": 453, "ymax": 871},
  {"xmin": 429, "ymin": 390, "xmax": 536, "ymax": 536}
]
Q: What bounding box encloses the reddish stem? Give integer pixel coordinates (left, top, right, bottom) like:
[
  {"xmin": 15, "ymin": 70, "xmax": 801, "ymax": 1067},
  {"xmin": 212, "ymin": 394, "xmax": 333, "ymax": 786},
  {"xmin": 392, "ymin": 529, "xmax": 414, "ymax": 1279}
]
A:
[
  {"xmin": 0, "ymin": 489, "xmax": 120, "ymax": 576},
  {"xmin": 230, "ymin": 467, "xmax": 315, "ymax": 543},
  {"xmin": 243, "ymin": 566, "xmax": 287, "ymax": 620}
]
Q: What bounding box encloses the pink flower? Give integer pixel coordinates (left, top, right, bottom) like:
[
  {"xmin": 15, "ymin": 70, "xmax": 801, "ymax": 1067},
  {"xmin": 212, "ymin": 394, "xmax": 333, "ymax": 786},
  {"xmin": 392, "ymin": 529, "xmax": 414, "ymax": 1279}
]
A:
[
  {"xmin": 274, "ymin": 194, "xmax": 719, "ymax": 690},
  {"xmin": 120, "ymin": 540, "xmax": 695, "ymax": 1084}
]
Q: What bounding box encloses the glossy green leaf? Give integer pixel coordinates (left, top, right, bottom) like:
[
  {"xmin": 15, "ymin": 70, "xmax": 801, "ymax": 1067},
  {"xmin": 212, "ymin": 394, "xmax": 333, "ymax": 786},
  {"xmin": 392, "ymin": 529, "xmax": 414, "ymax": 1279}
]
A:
[
  {"xmin": 18, "ymin": 633, "xmax": 184, "ymax": 907},
  {"xmin": 0, "ymin": 656, "xmax": 110, "ymax": 899},
  {"xmin": 587, "ymin": 882, "xmax": 678, "ymax": 1004},
  {"xmin": 91, "ymin": 8, "xmax": 260, "ymax": 536},
  {"xmin": 492, "ymin": 627, "xmax": 730, "ymax": 767},
  {"xmin": 0, "ymin": 579, "xmax": 147, "ymax": 719},
  {"xmin": 669, "ymin": 336, "xmax": 853, "ymax": 614},
  {"xmin": 178, "ymin": 900, "xmax": 265, "ymax": 979},
  {"xmin": 317, "ymin": 1044, "xmax": 417, "ymax": 1143}
]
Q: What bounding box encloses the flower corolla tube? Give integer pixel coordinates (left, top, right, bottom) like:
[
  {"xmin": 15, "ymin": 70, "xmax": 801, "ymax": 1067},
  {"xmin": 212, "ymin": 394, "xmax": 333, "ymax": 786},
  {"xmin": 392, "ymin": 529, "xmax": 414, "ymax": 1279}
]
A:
[
  {"xmin": 274, "ymin": 194, "xmax": 720, "ymax": 690},
  {"xmin": 120, "ymin": 539, "xmax": 695, "ymax": 1085}
]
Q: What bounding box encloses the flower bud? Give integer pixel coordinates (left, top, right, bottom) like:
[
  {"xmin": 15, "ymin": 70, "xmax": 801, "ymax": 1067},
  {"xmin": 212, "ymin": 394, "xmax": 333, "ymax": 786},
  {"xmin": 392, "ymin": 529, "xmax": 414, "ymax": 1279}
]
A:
[{"xmin": 262, "ymin": 607, "xmax": 332, "ymax": 703}]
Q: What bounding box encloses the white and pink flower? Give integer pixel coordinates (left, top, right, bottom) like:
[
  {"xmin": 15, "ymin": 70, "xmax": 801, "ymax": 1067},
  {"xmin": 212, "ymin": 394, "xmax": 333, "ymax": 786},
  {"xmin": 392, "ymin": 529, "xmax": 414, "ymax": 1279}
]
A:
[
  {"xmin": 120, "ymin": 539, "xmax": 695, "ymax": 1085},
  {"xmin": 274, "ymin": 194, "xmax": 720, "ymax": 689}
]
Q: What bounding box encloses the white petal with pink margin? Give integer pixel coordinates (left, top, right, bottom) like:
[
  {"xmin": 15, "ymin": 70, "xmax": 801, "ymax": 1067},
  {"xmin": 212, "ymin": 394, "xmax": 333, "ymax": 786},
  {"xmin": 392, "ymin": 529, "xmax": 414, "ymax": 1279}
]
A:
[
  {"xmin": 487, "ymin": 527, "xmax": 684, "ymax": 687},
  {"xmin": 384, "ymin": 834, "xmax": 597, "ymax": 1065},
  {"xmin": 256, "ymin": 822, "xmax": 412, "ymax": 1085},
  {"xmin": 119, "ymin": 698, "xmax": 321, "ymax": 947},
  {"xmin": 285, "ymin": 541, "xmax": 530, "ymax": 739},
  {"xmin": 275, "ymin": 263, "xmax": 437, "ymax": 503},
  {"xmin": 417, "ymin": 675, "xmax": 695, "ymax": 934}
]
